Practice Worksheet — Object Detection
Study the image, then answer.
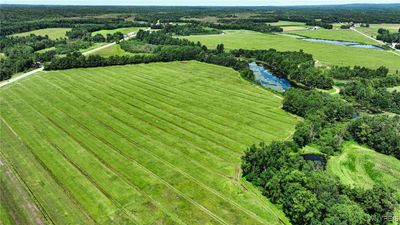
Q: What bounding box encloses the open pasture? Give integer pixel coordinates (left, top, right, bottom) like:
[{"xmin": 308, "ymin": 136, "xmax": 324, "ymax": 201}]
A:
[
  {"xmin": 88, "ymin": 44, "xmax": 133, "ymax": 57},
  {"xmin": 355, "ymin": 23, "xmax": 400, "ymax": 37},
  {"xmin": 11, "ymin": 28, "xmax": 71, "ymax": 40},
  {"xmin": 0, "ymin": 61, "xmax": 297, "ymax": 224},
  {"xmin": 184, "ymin": 30, "xmax": 400, "ymax": 72},
  {"xmin": 327, "ymin": 142, "xmax": 400, "ymax": 193},
  {"xmin": 92, "ymin": 27, "xmax": 144, "ymax": 36},
  {"xmin": 287, "ymin": 29, "xmax": 378, "ymax": 45}
]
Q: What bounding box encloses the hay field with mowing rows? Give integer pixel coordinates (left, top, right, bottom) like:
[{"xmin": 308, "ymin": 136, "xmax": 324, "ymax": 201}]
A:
[{"xmin": 0, "ymin": 61, "xmax": 298, "ymax": 224}]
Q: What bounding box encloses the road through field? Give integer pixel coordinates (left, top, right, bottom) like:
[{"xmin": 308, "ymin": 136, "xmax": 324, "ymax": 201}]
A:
[{"xmin": 351, "ymin": 27, "xmax": 400, "ymax": 56}]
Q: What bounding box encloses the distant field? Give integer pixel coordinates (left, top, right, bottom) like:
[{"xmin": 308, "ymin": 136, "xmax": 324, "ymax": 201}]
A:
[
  {"xmin": 92, "ymin": 27, "xmax": 144, "ymax": 36},
  {"xmin": 88, "ymin": 44, "xmax": 133, "ymax": 57},
  {"xmin": 270, "ymin": 21, "xmax": 306, "ymax": 27},
  {"xmin": 355, "ymin": 23, "xmax": 400, "ymax": 38},
  {"xmin": 287, "ymin": 29, "xmax": 378, "ymax": 45},
  {"xmin": 184, "ymin": 30, "xmax": 400, "ymax": 72},
  {"xmin": 11, "ymin": 28, "xmax": 71, "ymax": 40},
  {"xmin": 0, "ymin": 61, "xmax": 297, "ymax": 224},
  {"xmin": 328, "ymin": 142, "xmax": 400, "ymax": 193}
]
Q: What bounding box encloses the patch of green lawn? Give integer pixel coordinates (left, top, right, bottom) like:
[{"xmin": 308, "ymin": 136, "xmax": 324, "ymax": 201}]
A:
[
  {"xmin": 1, "ymin": 61, "xmax": 298, "ymax": 224},
  {"xmin": 11, "ymin": 28, "xmax": 71, "ymax": 40},
  {"xmin": 183, "ymin": 30, "xmax": 400, "ymax": 72}
]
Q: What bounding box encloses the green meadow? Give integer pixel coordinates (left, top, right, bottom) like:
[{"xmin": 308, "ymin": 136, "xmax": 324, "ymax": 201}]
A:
[
  {"xmin": 0, "ymin": 61, "xmax": 298, "ymax": 224},
  {"xmin": 287, "ymin": 29, "xmax": 378, "ymax": 45},
  {"xmin": 184, "ymin": 30, "xmax": 400, "ymax": 72},
  {"xmin": 328, "ymin": 142, "xmax": 400, "ymax": 194},
  {"xmin": 11, "ymin": 28, "xmax": 71, "ymax": 40},
  {"xmin": 92, "ymin": 27, "xmax": 144, "ymax": 36},
  {"xmin": 270, "ymin": 21, "xmax": 306, "ymax": 27},
  {"xmin": 88, "ymin": 44, "xmax": 134, "ymax": 57},
  {"xmin": 355, "ymin": 23, "xmax": 400, "ymax": 37}
]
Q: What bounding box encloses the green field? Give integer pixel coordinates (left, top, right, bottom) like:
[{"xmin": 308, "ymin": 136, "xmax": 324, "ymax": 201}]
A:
[
  {"xmin": 355, "ymin": 23, "xmax": 400, "ymax": 38},
  {"xmin": 92, "ymin": 27, "xmax": 144, "ymax": 36},
  {"xmin": 270, "ymin": 21, "xmax": 306, "ymax": 27},
  {"xmin": 287, "ymin": 29, "xmax": 378, "ymax": 45},
  {"xmin": 11, "ymin": 28, "xmax": 71, "ymax": 40},
  {"xmin": 184, "ymin": 30, "xmax": 400, "ymax": 72},
  {"xmin": 88, "ymin": 44, "xmax": 134, "ymax": 57},
  {"xmin": 328, "ymin": 142, "xmax": 400, "ymax": 193},
  {"xmin": 0, "ymin": 61, "xmax": 298, "ymax": 224},
  {"xmin": 387, "ymin": 86, "xmax": 400, "ymax": 93}
]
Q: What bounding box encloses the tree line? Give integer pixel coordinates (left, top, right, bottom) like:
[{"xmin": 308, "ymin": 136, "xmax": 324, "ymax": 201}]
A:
[
  {"xmin": 242, "ymin": 141, "xmax": 398, "ymax": 225},
  {"xmin": 377, "ymin": 28, "xmax": 400, "ymax": 44},
  {"xmin": 163, "ymin": 23, "xmax": 222, "ymax": 36}
]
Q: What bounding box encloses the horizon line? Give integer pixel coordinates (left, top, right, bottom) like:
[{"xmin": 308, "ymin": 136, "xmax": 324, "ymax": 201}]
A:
[{"xmin": 2, "ymin": 3, "xmax": 400, "ymax": 7}]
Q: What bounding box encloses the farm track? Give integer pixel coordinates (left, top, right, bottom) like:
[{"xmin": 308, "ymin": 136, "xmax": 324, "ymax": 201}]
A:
[{"xmin": 0, "ymin": 61, "xmax": 295, "ymax": 224}]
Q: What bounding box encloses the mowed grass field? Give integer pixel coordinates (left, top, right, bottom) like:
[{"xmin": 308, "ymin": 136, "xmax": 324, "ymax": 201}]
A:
[
  {"xmin": 92, "ymin": 27, "xmax": 143, "ymax": 36},
  {"xmin": 0, "ymin": 61, "xmax": 298, "ymax": 224},
  {"xmin": 184, "ymin": 30, "xmax": 400, "ymax": 72},
  {"xmin": 355, "ymin": 23, "xmax": 400, "ymax": 38},
  {"xmin": 328, "ymin": 142, "xmax": 400, "ymax": 194},
  {"xmin": 11, "ymin": 28, "xmax": 71, "ymax": 40},
  {"xmin": 287, "ymin": 29, "xmax": 378, "ymax": 45},
  {"xmin": 88, "ymin": 44, "xmax": 134, "ymax": 57},
  {"xmin": 270, "ymin": 21, "xmax": 306, "ymax": 31}
]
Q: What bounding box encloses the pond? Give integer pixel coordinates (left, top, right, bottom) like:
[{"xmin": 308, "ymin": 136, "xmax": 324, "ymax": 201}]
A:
[
  {"xmin": 302, "ymin": 153, "xmax": 327, "ymax": 169},
  {"xmin": 302, "ymin": 38, "xmax": 384, "ymax": 50},
  {"xmin": 249, "ymin": 62, "xmax": 291, "ymax": 92}
]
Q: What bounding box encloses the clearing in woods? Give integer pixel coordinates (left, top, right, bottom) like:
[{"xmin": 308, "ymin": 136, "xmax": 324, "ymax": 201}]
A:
[
  {"xmin": 0, "ymin": 61, "xmax": 298, "ymax": 224},
  {"xmin": 11, "ymin": 28, "xmax": 71, "ymax": 40},
  {"xmin": 327, "ymin": 142, "xmax": 400, "ymax": 195}
]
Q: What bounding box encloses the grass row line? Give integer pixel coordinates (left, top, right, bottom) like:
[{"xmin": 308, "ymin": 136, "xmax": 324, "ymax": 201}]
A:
[
  {"xmin": 4, "ymin": 77, "xmax": 282, "ymax": 223},
  {"xmin": 29, "ymin": 74, "xmax": 282, "ymax": 222}
]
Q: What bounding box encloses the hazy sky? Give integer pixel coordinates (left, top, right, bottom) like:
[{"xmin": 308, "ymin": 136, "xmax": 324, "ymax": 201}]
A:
[{"xmin": 2, "ymin": 0, "xmax": 400, "ymax": 6}]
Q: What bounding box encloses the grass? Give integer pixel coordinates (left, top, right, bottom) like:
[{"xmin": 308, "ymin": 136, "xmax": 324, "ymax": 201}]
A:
[
  {"xmin": 11, "ymin": 28, "xmax": 71, "ymax": 40},
  {"xmin": 270, "ymin": 20, "xmax": 306, "ymax": 31},
  {"xmin": 87, "ymin": 44, "xmax": 134, "ymax": 57},
  {"xmin": 92, "ymin": 27, "xmax": 143, "ymax": 36},
  {"xmin": 270, "ymin": 21, "xmax": 306, "ymax": 27},
  {"xmin": 0, "ymin": 61, "xmax": 298, "ymax": 224},
  {"xmin": 287, "ymin": 29, "xmax": 378, "ymax": 45},
  {"xmin": 355, "ymin": 23, "xmax": 400, "ymax": 38},
  {"xmin": 183, "ymin": 30, "xmax": 400, "ymax": 72},
  {"xmin": 328, "ymin": 142, "xmax": 400, "ymax": 193},
  {"xmin": 387, "ymin": 86, "xmax": 400, "ymax": 93},
  {"xmin": 36, "ymin": 46, "xmax": 56, "ymax": 53}
]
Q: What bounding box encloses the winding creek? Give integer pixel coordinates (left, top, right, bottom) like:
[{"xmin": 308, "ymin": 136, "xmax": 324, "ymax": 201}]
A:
[{"xmin": 249, "ymin": 62, "xmax": 291, "ymax": 92}]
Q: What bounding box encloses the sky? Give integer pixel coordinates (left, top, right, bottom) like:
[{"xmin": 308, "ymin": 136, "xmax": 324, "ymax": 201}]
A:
[{"xmin": 1, "ymin": 0, "xmax": 400, "ymax": 6}]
